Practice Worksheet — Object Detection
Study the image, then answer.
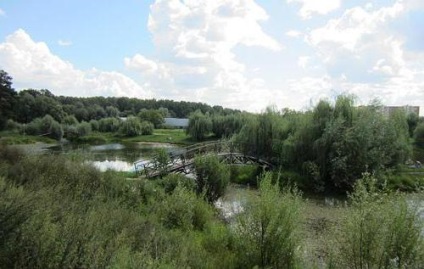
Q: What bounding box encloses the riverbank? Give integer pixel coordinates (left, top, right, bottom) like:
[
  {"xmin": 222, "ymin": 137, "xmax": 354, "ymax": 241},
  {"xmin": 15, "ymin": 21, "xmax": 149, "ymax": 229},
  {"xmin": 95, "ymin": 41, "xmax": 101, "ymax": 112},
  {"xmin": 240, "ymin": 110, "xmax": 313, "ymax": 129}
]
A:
[{"xmin": 0, "ymin": 129, "xmax": 198, "ymax": 146}]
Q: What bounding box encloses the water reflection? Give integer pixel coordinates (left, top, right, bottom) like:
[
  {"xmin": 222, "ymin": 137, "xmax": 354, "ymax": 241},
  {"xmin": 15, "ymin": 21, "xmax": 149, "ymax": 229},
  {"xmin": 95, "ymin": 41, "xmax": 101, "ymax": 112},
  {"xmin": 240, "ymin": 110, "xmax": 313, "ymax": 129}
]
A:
[
  {"xmin": 19, "ymin": 142, "xmax": 180, "ymax": 172},
  {"xmin": 91, "ymin": 159, "xmax": 135, "ymax": 172}
]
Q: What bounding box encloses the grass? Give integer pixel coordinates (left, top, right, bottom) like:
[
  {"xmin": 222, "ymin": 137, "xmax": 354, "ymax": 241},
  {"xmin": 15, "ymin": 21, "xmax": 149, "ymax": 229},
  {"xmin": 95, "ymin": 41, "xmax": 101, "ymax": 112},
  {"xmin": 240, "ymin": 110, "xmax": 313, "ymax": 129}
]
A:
[
  {"xmin": 0, "ymin": 131, "xmax": 56, "ymax": 145},
  {"xmin": 123, "ymin": 129, "xmax": 195, "ymax": 145},
  {"xmin": 0, "ymin": 129, "xmax": 200, "ymax": 146},
  {"xmin": 74, "ymin": 129, "xmax": 197, "ymax": 145}
]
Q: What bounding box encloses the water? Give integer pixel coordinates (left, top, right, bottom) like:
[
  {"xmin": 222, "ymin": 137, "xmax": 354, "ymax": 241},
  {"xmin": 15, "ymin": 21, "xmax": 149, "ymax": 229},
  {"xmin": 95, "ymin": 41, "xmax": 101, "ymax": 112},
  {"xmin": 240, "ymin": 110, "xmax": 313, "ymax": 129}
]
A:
[{"xmin": 18, "ymin": 142, "xmax": 180, "ymax": 172}]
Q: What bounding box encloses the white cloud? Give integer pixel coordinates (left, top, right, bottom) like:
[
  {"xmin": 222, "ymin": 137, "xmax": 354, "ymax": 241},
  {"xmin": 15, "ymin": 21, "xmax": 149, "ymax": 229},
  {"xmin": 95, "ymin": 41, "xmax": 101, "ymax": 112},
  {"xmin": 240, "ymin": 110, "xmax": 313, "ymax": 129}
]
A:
[
  {"xmin": 0, "ymin": 8, "xmax": 5, "ymax": 17},
  {"xmin": 308, "ymin": 2, "xmax": 404, "ymax": 51},
  {"xmin": 286, "ymin": 30, "xmax": 302, "ymax": 38},
  {"xmin": 58, "ymin": 39, "xmax": 72, "ymax": 46},
  {"xmin": 287, "ymin": 0, "xmax": 341, "ymax": 19},
  {"xmin": 126, "ymin": 0, "xmax": 281, "ymax": 110},
  {"xmin": 301, "ymin": 0, "xmax": 424, "ymax": 113},
  {"xmin": 297, "ymin": 56, "xmax": 310, "ymax": 69},
  {"xmin": 0, "ymin": 29, "xmax": 151, "ymax": 98}
]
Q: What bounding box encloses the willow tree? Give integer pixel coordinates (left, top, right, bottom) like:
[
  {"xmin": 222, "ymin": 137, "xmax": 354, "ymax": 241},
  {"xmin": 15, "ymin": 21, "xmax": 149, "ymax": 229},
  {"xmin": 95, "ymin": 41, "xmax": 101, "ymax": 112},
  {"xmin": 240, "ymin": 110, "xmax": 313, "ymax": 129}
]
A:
[{"xmin": 186, "ymin": 110, "xmax": 212, "ymax": 141}]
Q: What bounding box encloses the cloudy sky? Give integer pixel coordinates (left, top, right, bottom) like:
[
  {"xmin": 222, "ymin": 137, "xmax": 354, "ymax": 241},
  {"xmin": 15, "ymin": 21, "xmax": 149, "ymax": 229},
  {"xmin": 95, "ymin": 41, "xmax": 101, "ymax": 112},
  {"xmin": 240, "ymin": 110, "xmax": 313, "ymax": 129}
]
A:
[{"xmin": 1, "ymin": 0, "xmax": 424, "ymax": 113}]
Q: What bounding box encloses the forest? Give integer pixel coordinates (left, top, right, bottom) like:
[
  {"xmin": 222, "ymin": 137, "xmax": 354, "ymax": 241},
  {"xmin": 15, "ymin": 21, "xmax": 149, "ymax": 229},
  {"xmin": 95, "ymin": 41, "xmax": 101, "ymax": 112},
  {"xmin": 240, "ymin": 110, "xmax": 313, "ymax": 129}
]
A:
[{"xmin": 1, "ymin": 69, "xmax": 424, "ymax": 268}]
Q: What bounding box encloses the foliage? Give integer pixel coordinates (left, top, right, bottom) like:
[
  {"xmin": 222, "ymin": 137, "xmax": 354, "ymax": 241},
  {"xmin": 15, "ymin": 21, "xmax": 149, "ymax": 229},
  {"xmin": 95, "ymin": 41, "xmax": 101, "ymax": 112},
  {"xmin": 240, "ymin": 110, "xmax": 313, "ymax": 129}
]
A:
[
  {"xmin": 407, "ymin": 112, "xmax": 419, "ymax": 137},
  {"xmin": 233, "ymin": 172, "xmax": 303, "ymax": 268},
  {"xmin": 138, "ymin": 108, "xmax": 165, "ymax": 128},
  {"xmin": 140, "ymin": 120, "xmax": 154, "ymax": 135},
  {"xmin": 152, "ymin": 148, "xmax": 170, "ymax": 177},
  {"xmin": 236, "ymin": 96, "xmax": 412, "ymax": 193},
  {"xmin": 119, "ymin": 116, "xmax": 142, "ymax": 137},
  {"xmin": 0, "ymin": 147, "xmax": 236, "ymax": 269},
  {"xmin": 414, "ymin": 122, "xmax": 424, "ymax": 148},
  {"xmin": 187, "ymin": 110, "xmax": 212, "ymax": 141},
  {"xmin": 98, "ymin": 117, "xmax": 121, "ymax": 132},
  {"xmin": 212, "ymin": 113, "xmax": 246, "ymax": 138},
  {"xmin": 25, "ymin": 115, "xmax": 63, "ymax": 140},
  {"xmin": 0, "ymin": 70, "xmax": 17, "ymax": 130},
  {"xmin": 332, "ymin": 172, "xmax": 424, "ymax": 268},
  {"xmin": 194, "ymin": 154, "xmax": 230, "ymax": 203}
]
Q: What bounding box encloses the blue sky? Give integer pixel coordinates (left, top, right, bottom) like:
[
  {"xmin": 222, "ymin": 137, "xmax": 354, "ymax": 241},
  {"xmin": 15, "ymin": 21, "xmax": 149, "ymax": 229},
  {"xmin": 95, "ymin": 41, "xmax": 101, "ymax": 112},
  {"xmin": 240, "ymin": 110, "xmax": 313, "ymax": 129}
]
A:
[{"xmin": 1, "ymin": 0, "xmax": 424, "ymax": 114}]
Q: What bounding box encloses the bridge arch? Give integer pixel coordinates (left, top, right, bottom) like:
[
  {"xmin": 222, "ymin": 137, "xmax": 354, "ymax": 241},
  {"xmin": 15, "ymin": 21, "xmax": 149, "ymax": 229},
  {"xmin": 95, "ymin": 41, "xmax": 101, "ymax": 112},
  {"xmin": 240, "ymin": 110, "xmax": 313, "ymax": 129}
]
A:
[{"xmin": 134, "ymin": 141, "xmax": 273, "ymax": 178}]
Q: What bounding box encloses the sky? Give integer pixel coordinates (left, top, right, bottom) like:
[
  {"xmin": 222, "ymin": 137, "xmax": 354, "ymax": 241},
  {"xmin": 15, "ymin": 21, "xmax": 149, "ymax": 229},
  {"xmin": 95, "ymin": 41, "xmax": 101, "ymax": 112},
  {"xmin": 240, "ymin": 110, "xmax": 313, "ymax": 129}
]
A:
[{"xmin": 1, "ymin": 0, "xmax": 424, "ymax": 114}]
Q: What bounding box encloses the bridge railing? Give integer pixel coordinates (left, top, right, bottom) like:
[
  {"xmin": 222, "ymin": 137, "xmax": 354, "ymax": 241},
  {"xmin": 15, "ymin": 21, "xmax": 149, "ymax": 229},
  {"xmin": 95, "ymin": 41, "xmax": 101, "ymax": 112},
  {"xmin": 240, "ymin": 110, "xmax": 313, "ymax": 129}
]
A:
[{"xmin": 134, "ymin": 140, "xmax": 243, "ymax": 177}]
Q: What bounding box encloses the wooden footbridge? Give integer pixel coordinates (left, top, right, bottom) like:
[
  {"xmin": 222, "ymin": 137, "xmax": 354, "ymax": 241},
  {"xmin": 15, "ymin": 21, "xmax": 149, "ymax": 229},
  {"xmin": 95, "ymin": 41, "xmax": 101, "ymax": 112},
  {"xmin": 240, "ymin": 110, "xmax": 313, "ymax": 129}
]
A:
[{"xmin": 133, "ymin": 141, "xmax": 273, "ymax": 179}]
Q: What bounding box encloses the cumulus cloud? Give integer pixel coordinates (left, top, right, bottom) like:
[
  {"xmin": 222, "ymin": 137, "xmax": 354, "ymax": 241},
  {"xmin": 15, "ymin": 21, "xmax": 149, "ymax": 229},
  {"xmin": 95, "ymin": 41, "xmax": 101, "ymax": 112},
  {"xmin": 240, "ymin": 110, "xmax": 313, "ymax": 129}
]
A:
[
  {"xmin": 126, "ymin": 0, "xmax": 281, "ymax": 110},
  {"xmin": 306, "ymin": 1, "xmax": 408, "ymax": 82},
  {"xmin": 287, "ymin": 0, "xmax": 341, "ymax": 19},
  {"xmin": 302, "ymin": 0, "xmax": 424, "ymax": 112},
  {"xmin": 0, "ymin": 29, "xmax": 151, "ymax": 98}
]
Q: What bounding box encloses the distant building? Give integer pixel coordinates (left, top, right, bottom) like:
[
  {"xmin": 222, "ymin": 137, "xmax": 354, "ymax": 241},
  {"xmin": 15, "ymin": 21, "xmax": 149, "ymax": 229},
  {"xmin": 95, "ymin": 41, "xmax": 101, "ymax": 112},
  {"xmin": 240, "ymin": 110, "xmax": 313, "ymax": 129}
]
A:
[
  {"xmin": 382, "ymin": 106, "xmax": 420, "ymax": 117},
  {"xmin": 164, "ymin": 118, "xmax": 189, "ymax": 129}
]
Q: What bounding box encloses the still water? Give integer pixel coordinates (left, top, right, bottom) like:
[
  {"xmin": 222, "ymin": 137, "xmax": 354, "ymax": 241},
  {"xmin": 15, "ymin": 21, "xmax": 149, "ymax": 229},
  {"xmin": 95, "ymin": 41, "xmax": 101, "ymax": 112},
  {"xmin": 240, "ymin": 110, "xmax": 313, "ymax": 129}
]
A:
[{"xmin": 18, "ymin": 142, "xmax": 180, "ymax": 172}]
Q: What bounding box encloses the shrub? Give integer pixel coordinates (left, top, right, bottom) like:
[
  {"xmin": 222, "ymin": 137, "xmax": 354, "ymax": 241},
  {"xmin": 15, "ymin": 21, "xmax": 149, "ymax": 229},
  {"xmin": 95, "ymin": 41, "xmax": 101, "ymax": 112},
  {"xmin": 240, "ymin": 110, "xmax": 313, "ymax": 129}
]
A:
[
  {"xmin": 233, "ymin": 172, "xmax": 303, "ymax": 268},
  {"xmin": 89, "ymin": 119, "xmax": 99, "ymax": 131},
  {"xmin": 25, "ymin": 115, "xmax": 63, "ymax": 140},
  {"xmin": 140, "ymin": 120, "xmax": 154, "ymax": 135},
  {"xmin": 194, "ymin": 154, "xmax": 230, "ymax": 203},
  {"xmin": 119, "ymin": 116, "xmax": 142, "ymax": 137},
  {"xmin": 5, "ymin": 119, "xmax": 22, "ymax": 132},
  {"xmin": 332, "ymin": 173, "xmax": 424, "ymax": 268},
  {"xmin": 98, "ymin": 117, "xmax": 121, "ymax": 132}
]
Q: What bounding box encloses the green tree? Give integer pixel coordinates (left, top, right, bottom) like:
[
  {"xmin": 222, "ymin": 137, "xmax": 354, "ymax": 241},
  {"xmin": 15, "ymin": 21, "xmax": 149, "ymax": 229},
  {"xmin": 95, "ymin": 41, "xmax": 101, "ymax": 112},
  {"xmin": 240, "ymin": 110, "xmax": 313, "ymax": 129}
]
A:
[
  {"xmin": 187, "ymin": 110, "xmax": 212, "ymax": 141},
  {"xmin": 138, "ymin": 109, "xmax": 165, "ymax": 128},
  {"xmin": 140, "ymin": 121, "xmax": 154, "ymax": 135},
  {"xmin": 407, "ymin": 112, "xmax": 419, "ymax": 137},
  {"xmin": 119, "ymin": 116, "xmax": 142, "ymax": 137},
  {"xmin": 105, "ymin": 105, "xmax": 120, "ymax": 118},
  {"xmin": 414, "ymin": 122, "xmax": 424, "ymax": 148},
  {"xmin": 194, "ymin": 154, "xmax": 229, "ymax": 203},
  {"xmin": 0, "ymin": 70, "xmax": 17, "ymax": 130}
]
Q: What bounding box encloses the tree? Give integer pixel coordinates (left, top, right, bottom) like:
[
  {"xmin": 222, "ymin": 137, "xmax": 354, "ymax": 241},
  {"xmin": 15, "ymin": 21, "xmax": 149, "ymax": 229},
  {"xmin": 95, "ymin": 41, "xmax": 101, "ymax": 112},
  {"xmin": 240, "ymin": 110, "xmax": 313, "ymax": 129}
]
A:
[
  {"xmin": 140, "ymin": 121, "xmax": 154, "ymax": 135},
  {"xmin": 194, "ymin": 154, "xmax": 229, "ymax": 203},
  {"xmin": 414, "ymin": 122, "xmax": 424, "ymax": 148},
  {"xmin": 0, "ymin": 70, "xmax": 17, "ymax": 130},
  {"xmin": 407, "ymin": 112, "xmax": 419, "ymax": 137},
  {"xmin": 187, "ymin": 110, "xmax": 212, "ymax": 141},
  {"xmin": 138, "ymin": 109, "xmax": 164, "ymax": 128},
  {"xmin": 105, "ymin": 106, "xmax": 120, "ymax": 118},
  {"xmin": 119, "ymin": 116, "xmax": 142, "ymax": 137}
]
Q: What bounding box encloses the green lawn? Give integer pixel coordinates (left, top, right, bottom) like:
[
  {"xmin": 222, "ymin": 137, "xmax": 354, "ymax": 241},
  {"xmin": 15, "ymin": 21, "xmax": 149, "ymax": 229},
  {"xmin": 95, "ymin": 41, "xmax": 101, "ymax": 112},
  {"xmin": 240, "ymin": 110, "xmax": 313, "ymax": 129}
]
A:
[{"xmin": 123, "ymin": 129, "xmax": 195, "ymax": 145}]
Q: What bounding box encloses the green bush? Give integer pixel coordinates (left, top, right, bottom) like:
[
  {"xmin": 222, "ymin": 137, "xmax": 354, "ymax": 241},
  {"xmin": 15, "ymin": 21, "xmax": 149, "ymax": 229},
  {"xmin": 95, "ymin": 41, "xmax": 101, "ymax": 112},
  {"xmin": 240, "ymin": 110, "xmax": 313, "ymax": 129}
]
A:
[
  {"xmin": 25, "ymin": 115, "xmax": 63, "ymax": 140},
  {"xmin": 194, "ymin": 154, "xmax": 230, "ymax": 203},
  {"xmin": 233, "ymin": 172, "xmax": 303, "ymax": 268},
  {"xmin": 332, "ymin": 173, "xmax": 424, "ymax": 268},
  {"xmin": 140, "ymin": 120, "xmax": 154, "ymax": 135},
  {"xmin": 119, "ymin": 116, "xmax": 142, "ymax": 137},
  {"xmin": 98, "ymin": 117, "xmax": 121, "ymax": 132}
]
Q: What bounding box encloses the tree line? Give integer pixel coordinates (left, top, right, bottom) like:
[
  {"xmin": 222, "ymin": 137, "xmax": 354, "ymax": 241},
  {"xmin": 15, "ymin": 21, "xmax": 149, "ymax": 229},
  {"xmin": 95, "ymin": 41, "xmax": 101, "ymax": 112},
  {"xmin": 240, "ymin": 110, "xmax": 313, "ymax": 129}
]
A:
[
  {"xmin": 187, "ymin": 96, "xmax": 424, "ymax": 193},
  {"xmin": 0, "ymin": 70, "xmax": 242, "ymax": 140}
]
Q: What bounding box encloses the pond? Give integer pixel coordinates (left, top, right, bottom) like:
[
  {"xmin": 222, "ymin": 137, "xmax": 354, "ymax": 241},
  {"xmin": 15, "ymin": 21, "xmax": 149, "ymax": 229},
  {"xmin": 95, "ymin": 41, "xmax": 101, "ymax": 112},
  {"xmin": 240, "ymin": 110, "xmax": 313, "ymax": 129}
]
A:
[{"xmin": 16, "ymin": 142, "xmax": 181, "ymax": 172}]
